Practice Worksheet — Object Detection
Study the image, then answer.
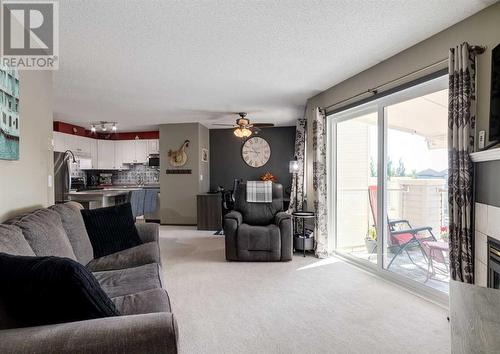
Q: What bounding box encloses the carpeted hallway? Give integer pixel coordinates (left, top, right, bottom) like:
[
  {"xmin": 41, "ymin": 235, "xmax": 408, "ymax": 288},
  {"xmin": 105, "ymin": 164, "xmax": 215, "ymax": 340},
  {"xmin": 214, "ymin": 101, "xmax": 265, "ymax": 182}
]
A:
[{"xmin": 159, "ymin": 226, "xmax": 451, "ymax": 354}]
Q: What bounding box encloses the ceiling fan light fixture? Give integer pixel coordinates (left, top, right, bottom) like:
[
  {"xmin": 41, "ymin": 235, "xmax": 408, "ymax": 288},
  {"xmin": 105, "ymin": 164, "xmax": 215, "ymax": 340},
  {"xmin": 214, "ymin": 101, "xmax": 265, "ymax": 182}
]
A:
[
  {"xmin": 233, "ymin": 128, "xmax": 244, "ymax": 138},
  {"xmin": 237, "ymin": 117, "xmax": 250, "ymax": 126},
  {"xmin": 242, "ymin": 128, "xmax": 252, "ymax": 137}
]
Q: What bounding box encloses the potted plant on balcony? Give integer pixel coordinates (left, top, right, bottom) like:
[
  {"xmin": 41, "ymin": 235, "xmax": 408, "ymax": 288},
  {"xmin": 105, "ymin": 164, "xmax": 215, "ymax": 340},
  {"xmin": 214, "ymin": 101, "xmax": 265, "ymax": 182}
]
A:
[{"xmin": 365, "ymin": 226, "xmax": 377, "ymax": 254}]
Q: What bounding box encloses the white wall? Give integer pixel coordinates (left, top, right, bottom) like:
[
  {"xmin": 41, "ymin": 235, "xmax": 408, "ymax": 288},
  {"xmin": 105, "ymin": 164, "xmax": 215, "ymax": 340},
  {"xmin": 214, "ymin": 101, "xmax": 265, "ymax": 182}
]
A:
[
  {"xmin": 474, "ymin": 202, "xmax": 496, "ymax": 287},
  {"xmin": 0, "ymin": 70, "xmax": 54, "ymax": 222}
]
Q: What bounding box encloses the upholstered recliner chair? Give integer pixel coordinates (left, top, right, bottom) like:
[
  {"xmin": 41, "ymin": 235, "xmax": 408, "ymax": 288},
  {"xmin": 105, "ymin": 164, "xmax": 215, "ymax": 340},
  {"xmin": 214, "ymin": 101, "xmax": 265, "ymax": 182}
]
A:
[{"xmin": 223, "ymin": 183, "xmax": 292, "ymax": 262}]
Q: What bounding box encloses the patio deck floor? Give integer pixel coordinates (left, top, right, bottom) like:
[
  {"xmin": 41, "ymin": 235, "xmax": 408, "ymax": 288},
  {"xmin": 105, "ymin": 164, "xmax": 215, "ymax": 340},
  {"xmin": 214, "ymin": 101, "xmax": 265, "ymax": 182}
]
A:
[{"xmin": 338, "ymin": 245, "xmax": 450, "ymax": 293}]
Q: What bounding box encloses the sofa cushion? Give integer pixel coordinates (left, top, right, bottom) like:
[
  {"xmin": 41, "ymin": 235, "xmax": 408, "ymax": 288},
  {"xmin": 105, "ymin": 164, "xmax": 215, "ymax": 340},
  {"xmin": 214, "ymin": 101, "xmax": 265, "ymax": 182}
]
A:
[
  {"xmin": 7, "ymin": 209, "xmax": 76, "ymax": 260},
  {"xmin": 50, "ymin": 202, "xmax": 94, "ymax": 266},
  {"xmin": 237, "ymin": 223, "xmax": 281, "ymax": 251},
  {"xmin": 93, "ymin": 263, "xmax": 163, "ymax": 298},
  {"xmin": 111, "ymin": 288, "xmax": 171, "ymax": 315},
  {"xmin": 0, "ymin": 253, "xmax": 119, "ymax": 329},
  {"xmin": 0, "ymin": 224, "xmax": 35, "ymax": 256},
  {"xmin": 81, "ymin": 203, "xmax": 143, "ymax": 259},
  {"xmin": 86, "ymin": 242, "xmax": 160, "ymax": 272}
]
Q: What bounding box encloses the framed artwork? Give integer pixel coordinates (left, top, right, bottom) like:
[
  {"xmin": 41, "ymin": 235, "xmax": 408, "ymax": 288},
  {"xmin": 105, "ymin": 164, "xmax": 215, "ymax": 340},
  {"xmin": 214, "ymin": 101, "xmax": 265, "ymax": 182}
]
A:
[
  {"xmin": 201, "ymin": 148, "xmax": 208, "ymax": 162},
  {"xmin": 0, "ymin": 64, "xmax": 20, "ymax": 160}
]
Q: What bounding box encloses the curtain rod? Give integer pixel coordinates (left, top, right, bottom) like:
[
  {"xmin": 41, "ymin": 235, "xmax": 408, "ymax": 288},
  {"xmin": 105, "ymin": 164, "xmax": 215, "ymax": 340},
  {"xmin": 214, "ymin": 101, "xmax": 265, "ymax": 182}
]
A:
[{"xmin": 322, "ymin": 45, "xmax": 486, "ymax": 113}]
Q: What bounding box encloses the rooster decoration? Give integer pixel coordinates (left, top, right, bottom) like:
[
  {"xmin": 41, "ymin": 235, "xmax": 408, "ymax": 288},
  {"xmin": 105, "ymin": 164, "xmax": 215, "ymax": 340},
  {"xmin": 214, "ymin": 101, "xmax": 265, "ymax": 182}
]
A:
[{"xmin": 168, "ymin": 140, "xmax": 190, "ymax": 167}]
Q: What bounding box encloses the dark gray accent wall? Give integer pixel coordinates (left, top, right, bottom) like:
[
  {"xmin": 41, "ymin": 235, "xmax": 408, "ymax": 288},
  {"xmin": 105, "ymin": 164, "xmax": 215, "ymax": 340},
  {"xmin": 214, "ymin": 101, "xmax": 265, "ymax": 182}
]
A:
[
  {"xmin": 476, "ymin": 160, "xmax": 500, "ymax": 207},
  {"xmin": 210, "ymin": 127, "xmax": 296, "ymax": 192}
]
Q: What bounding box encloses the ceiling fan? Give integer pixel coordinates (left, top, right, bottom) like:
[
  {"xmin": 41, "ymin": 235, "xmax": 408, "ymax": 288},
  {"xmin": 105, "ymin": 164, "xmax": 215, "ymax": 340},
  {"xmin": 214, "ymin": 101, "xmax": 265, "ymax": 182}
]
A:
[{"xmin": 212, "ymin": 112, "xmax": 274, "ymax": 138}]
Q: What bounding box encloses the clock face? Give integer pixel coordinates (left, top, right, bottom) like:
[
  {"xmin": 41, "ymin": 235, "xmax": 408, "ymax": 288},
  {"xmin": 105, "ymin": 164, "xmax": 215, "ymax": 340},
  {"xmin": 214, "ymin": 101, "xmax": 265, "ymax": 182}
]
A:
[{"xmin": 241, "ymin": 137, "xmax": 271, "ymax": 168}]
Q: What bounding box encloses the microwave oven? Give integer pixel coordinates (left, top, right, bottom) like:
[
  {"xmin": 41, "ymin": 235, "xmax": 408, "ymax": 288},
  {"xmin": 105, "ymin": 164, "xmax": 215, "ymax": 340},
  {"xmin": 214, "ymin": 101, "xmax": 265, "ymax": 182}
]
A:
[{"xmin": 148, "ymin": 155, "xmax": 160, "ymax": 167}]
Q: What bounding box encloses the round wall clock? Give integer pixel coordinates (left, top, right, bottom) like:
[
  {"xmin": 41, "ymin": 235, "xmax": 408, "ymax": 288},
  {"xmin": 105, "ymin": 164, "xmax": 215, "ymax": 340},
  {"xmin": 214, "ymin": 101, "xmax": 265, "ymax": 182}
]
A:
[{"xmin": 241, "ymin": 136, "xmax": 271, "ymax": 168}]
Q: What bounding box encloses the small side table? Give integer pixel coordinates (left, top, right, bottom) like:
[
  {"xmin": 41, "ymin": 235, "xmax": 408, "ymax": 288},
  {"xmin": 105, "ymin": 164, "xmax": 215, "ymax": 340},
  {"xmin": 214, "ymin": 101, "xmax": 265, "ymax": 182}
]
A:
[{"xmin": 292, "ymin": 211, "xmax": 315, "ymax": 257}]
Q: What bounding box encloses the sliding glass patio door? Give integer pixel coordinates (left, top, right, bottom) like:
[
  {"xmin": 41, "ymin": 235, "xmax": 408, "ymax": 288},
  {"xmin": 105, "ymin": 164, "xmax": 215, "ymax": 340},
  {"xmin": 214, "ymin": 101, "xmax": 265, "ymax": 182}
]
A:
[
  {"xmin": 329, "ymin": 75, "xmax": 450, "ymax": 298},
  {"xmin": 333, "ymin": 109, "xmax": 379, "ymax": 265},
  {"xmin": 383, "ymin": 88, "xmax": 449, "ymax": 292}
]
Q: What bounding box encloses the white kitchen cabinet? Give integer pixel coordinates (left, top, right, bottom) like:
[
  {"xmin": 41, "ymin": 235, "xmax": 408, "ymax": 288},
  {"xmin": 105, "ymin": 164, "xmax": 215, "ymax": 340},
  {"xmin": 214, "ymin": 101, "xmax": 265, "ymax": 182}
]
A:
[
  {"xmin": 135, "ymin": 140, "xmax": 149, "ymax": 163},
  {"xmin": 114, "ymin": 141, "xmax": 130, "ymax": 170},
  {"xmin": 120, "ymin": 140, "xmax": 136, "ymax": 164},
  {"xmin": 97, "ymin": 140, "xmax": 116, "ymax": 169},
  {"xmin": 120, "ymin": 139, "xmax": 149, "ymax": 164},
  {"xmin": 53, "ymin": 132, "xmax": 66, "ymax": 152},
  {"xmin": 53, "ymin": 132, "xmax": 92, "ymax": 157},
  {"xmin": 66, "ymin": 135, "xmax": 82, "ymax": 155},
  {"xmin": 90, "ymin": 138, "xmax": 98, "ymax": 169},
  {"xmin": 76, "ymin": 136, "xmax": 92, "ymax": 157},
  {"xmin": 54, "ymin": 132, "xmax": 156, "ymax": 169},
  {"xmin": 147, "ymin": 139, "xmax": 159, "ymax": 154}
]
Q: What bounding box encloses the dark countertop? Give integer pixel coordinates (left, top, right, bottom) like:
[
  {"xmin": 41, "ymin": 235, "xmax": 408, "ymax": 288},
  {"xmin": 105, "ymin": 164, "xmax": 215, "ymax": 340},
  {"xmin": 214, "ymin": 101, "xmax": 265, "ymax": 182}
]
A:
[{"xmin": 67, "ymin": 190, "xmax": 133, "ymax": 197}]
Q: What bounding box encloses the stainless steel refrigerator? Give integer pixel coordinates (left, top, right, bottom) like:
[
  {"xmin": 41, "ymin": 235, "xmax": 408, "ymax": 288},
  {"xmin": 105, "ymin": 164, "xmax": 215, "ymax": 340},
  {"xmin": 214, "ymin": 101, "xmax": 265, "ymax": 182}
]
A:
[{"xmin": 54, "ymin": 151, "xmax": 71, "ymax": 203}]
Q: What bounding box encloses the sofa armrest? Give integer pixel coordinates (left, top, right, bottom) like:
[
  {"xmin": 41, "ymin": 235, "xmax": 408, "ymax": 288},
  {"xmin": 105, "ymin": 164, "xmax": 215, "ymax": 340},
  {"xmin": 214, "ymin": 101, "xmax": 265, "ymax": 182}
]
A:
[
  {"xmin": 275, "ymin": 211, "xmax": 291, "ymax": 227},
  {"xmin": 224, "ymin": 211, "xmax": 242, "ymax": 226},
  {"xmin": 0, "ymin": 313, "xmax": 178, "ymax": 354},
  {"xmin": 135, "ymin": 222, "xmax": 159, "ymax": 243}
]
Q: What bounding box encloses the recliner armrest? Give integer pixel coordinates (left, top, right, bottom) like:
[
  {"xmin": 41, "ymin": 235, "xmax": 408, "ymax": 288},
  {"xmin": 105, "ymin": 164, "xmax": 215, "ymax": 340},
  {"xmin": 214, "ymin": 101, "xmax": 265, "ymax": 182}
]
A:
[
  {"xmin": 224, "ymin": 211, "xmax": 243, "ymax": 226},
  {"xmin": 275, "ymin": 211, "xmax": 291, "ymax": 226}
]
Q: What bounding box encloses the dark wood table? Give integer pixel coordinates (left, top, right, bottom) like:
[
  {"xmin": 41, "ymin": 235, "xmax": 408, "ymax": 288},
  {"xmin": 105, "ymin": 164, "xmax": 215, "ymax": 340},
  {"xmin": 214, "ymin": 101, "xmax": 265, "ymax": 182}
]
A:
[{"xmin": 197, "ymin": 193, "xmax": 222, "ymax": 231}]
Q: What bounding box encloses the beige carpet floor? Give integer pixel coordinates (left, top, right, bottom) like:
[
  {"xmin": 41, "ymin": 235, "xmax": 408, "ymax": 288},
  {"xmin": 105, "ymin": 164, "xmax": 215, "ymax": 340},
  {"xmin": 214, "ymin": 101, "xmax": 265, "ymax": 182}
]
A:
[{"xmin": 159, "ymin": 226, "xmax": 451, "ymax": 354}]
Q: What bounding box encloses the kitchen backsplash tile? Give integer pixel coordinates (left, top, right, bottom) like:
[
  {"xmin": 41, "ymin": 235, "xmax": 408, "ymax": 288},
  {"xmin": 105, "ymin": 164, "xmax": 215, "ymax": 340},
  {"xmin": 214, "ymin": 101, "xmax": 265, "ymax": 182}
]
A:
[
  {"xmin": 71, "ymin": 166, "xmax": 86, "ymax": 178},
  {"xmin": 72, "ymin": 164, "xmax": 160, "ymax": 185},
  {"xmin": 113, "ymin": 164, "xmax": 160, "ymax": 185}
]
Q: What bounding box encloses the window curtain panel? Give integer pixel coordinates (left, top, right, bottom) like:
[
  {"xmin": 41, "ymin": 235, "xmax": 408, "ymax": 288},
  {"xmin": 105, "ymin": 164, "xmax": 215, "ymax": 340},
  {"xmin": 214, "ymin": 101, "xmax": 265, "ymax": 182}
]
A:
[
  {"xmin": 288, "ymin": 118, "xmax": 306, "ymax": 213},
  {"xmin": 448, "ymin": 42, "xmax": 477, "ymax": 284},
  {"xmin": 313, "ymin": 108, "xmax": 328, "ymax": 258}
]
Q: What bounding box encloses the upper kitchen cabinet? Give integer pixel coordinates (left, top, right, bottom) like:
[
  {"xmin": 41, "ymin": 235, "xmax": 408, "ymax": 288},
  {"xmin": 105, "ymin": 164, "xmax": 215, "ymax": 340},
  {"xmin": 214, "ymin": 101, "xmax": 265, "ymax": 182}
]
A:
[
  {"xmin": 147, "ymin": 139, "xmax": 159, "ymax": 154},
  {"xmin": 115, "ymin": 140, "xmax": 131, "ymax": 169},
  {"xmin": 73, "ymin": 136, "xmax": 92, "ymax": 156},
  {"xmin": 90, "ymin": 138, "xmax": 98, "ymax": 169},
  {"xmin": 97, "ymin": 140, "xmax": 116, "ymax": 169},
  {"xmin": 121, "ymin": 139, "xmax": 149, "ymax": 164},
  {"xmin": 53, "ymin": 131, "xmax": 66, "ymax": 152},
  {"xmin": 53, "ymin": 132, "xmax": 92, "ymax": 157},
  {"xmin": 135, "ymin": 140, "xmax": 149, "ymax": 163},
  {"xmin": 53, "ymin": 132, "xmax": 159, "ymax": 169}
]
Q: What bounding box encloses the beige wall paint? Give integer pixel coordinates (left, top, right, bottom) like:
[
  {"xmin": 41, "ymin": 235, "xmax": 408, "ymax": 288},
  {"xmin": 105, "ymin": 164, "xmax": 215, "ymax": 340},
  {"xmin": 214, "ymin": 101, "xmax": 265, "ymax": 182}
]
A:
[
  {"xmin": 305, "ymin": 3, "xmax": 500, "ymax": 205},
  {"xmin": 159, "ymin": 122, "xmax": 209, "ymax": 224},
  {"xmin": 0, "ymin": 70, "xmax": 54, "ymax": 222}
]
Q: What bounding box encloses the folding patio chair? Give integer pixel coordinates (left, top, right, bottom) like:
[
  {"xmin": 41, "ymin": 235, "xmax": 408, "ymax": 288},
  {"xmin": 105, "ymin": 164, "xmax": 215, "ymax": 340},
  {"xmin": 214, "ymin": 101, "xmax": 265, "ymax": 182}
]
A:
[
  {"xmin": 367, "ymin": 185, "xmax": 437, "ymax": 269},
  {"xmin": 414, "ymin": 238, "xmax": 449, "ymax": 282}
]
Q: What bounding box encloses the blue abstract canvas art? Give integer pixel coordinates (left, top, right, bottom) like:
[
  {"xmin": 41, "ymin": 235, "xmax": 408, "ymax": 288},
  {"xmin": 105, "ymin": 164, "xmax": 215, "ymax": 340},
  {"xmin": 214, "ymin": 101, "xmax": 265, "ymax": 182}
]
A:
[{"xmin": 0, "ymin": 65, "xmax": 20, "ymax": 160}]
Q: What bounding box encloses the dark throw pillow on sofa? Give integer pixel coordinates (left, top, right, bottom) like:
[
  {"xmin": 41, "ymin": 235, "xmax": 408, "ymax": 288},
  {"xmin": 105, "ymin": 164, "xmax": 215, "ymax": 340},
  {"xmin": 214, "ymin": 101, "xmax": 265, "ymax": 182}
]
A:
[
  {"xmin": 81, "ymin": 203, "xmax": 143, "ymax": 258},
  {"xmin": 0, "ymin": 253, "xmax": 120, "ymax": 328}
]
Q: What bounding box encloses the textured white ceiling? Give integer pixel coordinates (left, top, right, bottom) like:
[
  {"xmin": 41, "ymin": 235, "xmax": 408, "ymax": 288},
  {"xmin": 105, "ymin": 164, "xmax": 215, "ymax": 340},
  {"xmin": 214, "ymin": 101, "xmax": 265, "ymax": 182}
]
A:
[{"xmin": 54, "ymin": 0, "xmax": 495, "ymax": 131}]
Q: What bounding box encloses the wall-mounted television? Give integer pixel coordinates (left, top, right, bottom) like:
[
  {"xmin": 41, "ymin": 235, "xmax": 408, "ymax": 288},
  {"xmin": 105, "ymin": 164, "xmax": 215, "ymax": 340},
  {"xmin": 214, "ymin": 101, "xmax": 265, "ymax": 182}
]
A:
[{"xmin": 489, "ymin": 43, "xmax": 500, "ymax": 141}]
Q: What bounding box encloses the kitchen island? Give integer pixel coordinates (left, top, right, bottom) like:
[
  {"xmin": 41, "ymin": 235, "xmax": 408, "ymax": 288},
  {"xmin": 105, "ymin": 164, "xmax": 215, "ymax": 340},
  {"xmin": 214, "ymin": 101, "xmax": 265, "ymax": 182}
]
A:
[
  {"xmin": 66, "ymin": 185, "xmax": 160, "ymax": 218},
  {"xmin": 67, "ymin": 189, "xmax": 136, "ymax": 208}
]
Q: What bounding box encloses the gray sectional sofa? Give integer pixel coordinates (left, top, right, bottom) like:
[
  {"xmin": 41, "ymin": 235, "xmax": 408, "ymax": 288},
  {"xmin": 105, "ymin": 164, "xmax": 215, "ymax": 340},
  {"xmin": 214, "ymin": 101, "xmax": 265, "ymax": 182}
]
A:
[{"xmin": 0, "ymin": 202, "xmax": 178, "ymax": 354}]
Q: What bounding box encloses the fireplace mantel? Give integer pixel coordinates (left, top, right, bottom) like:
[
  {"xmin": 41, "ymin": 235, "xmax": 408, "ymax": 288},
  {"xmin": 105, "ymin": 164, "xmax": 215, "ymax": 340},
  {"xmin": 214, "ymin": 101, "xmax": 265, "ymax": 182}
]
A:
[{"xmin": 470, "ymin": 147, "xmax": 500, "ymax": 163}]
